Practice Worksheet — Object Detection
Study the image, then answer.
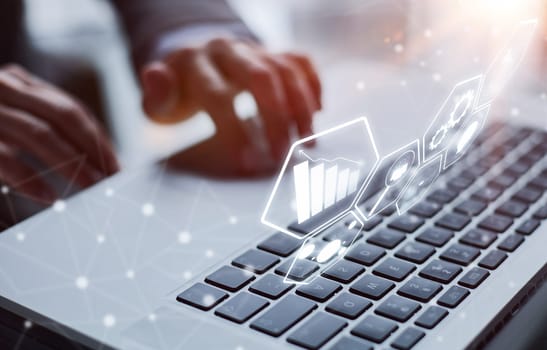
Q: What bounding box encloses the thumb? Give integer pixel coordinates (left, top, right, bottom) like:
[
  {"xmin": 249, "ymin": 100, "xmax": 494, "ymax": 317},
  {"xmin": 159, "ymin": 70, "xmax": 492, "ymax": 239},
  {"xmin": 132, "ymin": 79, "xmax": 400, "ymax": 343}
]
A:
[{"xmin": 141, "ymin": 61, "xmax": 178, "ymax": 122}]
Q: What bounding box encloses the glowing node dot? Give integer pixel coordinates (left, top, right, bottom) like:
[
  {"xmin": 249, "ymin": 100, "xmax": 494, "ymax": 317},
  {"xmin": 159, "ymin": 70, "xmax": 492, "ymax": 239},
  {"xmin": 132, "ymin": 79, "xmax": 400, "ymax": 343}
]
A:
[
  {"xmin": 400, "ymin": 80, "xmax": 407, "ymax": 87},
  {"xmin": 437, "ymin": 336, "xmax": 444, "ymax": 342},
  {"xmin": 183, "ymin": 270, "xmax": 192, "ymax": 280},
  {"xmin": 178, "ymin": 231, "xmax": 192, "ymax": 244},
  {"xmin": 126, "ymin": 269, "xmax": 135, "ymax": 279},
  {"xmin": 459, "ymin": 312, "xmax": 467, "ymax": 319},
  {"xmin": 23, "ymin": 320, "xmax": 32, "ymax": 329},
  {"xmin": 202, "ymin": 294, "xmax": 215, "ymax": 306},
  {"xmin": 205, "ymin": 249, "xmax": 215, "ymax": 258},
  {"xmin": 473, "ymin": 56, "xmax": 480, "ymax": 63},
  {"xmin": 509, "ymin": 281, "xmax": 516, "ymax": 288},
  {"xmin": 394, "ymin": 44, "xmax": 404, "ymax": 53},
  {"xmin": 105, "ymin": 188, "xmax": 114, "ymax": 197},
  {"xmin": 103, "ymin": 314, "xmax": 116, "ymax": 328},
  {"xmin": 510, "ymin": 107, "xmax": 520, "ymax": 116},
  {"xmin": 229, "ymin": 216, "xmax": 238, "ymax": 224},
  {"xmin": 419, "ymin": 61, "xmax": 426, "ymax": 67},
  {"xmin": 1, "ymin": 185, "xmax": 9, "ymax": 195},
  {"xmin": 148, "ymin": 313, "xmax": 157, "ymax": 322},
  {"xmin": 16, "ymin": 232, "xmax": 25, "ymax": 241},
  {"xmin": 432, "ymin": 73, "xmax": 442, "ymax": 82},
  {"xmin": 141, "ymin": 203, "xmax": 155, "ymax": 216},
  {"xmin": 75, "ymin": 276, "xmax": 89, "ymax": 290},
  {"xmin": 235, "ymin": 346, "xmax": 245, "ymax": 350},
  {"xmin": 424, "ymin": 29, "xmax": 432, "ymax": 38},
  {"xmin": 97, "ymin": 234, "xmax": 105, "ymax": 244},
  {"xmin": 540, "ymin": 93, "xmax": 546, "ymax": 100},
  {"xmin": 53, "ymin": 200, "xmax": 66, "ymax": 212},
  {"xmin": 436, "ymin": 49, "xmax": 443, "ymax": 56},
  {"xmin": 356, "ymin": 81, "xmax": 365, "ymax": 90}
]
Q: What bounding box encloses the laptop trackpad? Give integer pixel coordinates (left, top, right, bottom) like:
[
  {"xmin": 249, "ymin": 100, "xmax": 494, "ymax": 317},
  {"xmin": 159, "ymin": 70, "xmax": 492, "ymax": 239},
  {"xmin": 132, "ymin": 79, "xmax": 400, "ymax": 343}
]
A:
[{"xmin": 121, "ymin": 305, "xmax": 277, "ymax": 350}]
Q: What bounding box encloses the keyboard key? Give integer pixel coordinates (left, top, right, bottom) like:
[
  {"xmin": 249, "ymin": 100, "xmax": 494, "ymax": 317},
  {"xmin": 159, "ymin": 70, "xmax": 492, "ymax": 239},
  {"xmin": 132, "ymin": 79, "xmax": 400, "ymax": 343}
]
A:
[
  {"xmin": 440, "ymin": 243, "xmax": 480, "ymax": 266},
  {"xmin": 275, "ymin": 259, "xmax": 319, "ymax": 282},
  {"xmin": 232, "ymin": 249, "xmax": 280, "ymax": 274},
  {"xmin": 454, "ymin": 199, "xmax": 487, "ymax": 216},
  {"xmin": 361, "ymin": 216, "xmax": 383, "ymax": 231},
  {"xmin": 415, "ymin": 306, "xmax": 448, "ymax": 329},
  {"xmin": 388, "ymin": 214, "xmax": 425, "ymax": 233},
  {"xmin": 367, "ymin": 229, "xmax": 405, "ymax": 249},
  {"xmin": 352, "ymin": 315, "xmax": 398, "ymax": 343},
  {"xmin": 345, "ymin": 243, "xmax": 386, "ymax": 266},
  {"xmin": 489, "ymin": 174, "xmax": 516, "ymax": 189},
  {"xmin": 458, "ymin": 267, "xmax": 489, "ymax": 289},
  {"xmin": 478, "ymin": 214, "xmax": 513, "ymax": 233},
  {"xmin": 416, "ymin": 227, "xmax": 454, "ymax": 247},
  {"xmin": 513, "ymin": 186, "xmax": 542, "ymax": 204},
  {"xmin": 478, "ymin": 250, "xmax": 508, "ymax": 270},
  {"xmin": 437, "ymin": 285, "xmax": 470, "ymax": 308},
  {"xmin": 322, "ymin": 260, "xmax": 364, "ymax": 283},
  {"xmin": 205, "ymin": 266, "xmax": 255, "ymax": 292},
  {"xmin": 326, "ymin": 292, "xmax": 372, "ymax": 319},
  {"xmin": 498, "ymin": 234, "xmax": 525, "ymax": 252},
  {"xmin": 447, "ymin": 176, "xmax": 474, "ymax": 191},
  {"xmin": 436, "ymin": 213, "xmax": 471, "ymax": 231},
  {"xmin": 533, "ymin": 205, "xmax": 547, "ymax": 220},
  {"xmin": 350, "ymin": 274, "xmax": 394, "ymax": 300},
  {"xmin": 249, "ymin": 274, "xmax": 294, "ymax": 299},
  {"xmin": 215, "ymin": 292, "xmax": 269, "ymax": 323},
  {"xmin": 373, "ymin": 257, "xmax": 416, "ymax": 281},
  {"xmin": 258, "ymin": 232, "xmax": 301, "ymax": 257},
  {"xmin": 398, "ymin": 277, "xmax": 442, "ymax": 302},
  {"xmin": 296, "ymin": 277, "xmax": 342, "ymax": 302},
  {"xmin": 496, "ymin": 200, "xmax": 528, "ymax": 218},
  {"xmin": 529, "ymin": 175, "xmax": 547, "ymax": 191},
  {"xmin": 375, "ymin": 295, "xmax": 421, "ymax": 322},
  {"xmin": 420, "ymin": 260, "xmax": 462, "ymax": 283},
  {"xmin": 472, "ymin": 187, "xmax": 502, "ymax": 202},
  {"xmin": 176, "ymin": 283, "xmax": 228, "ymax": 311},
  {"xmin": 391, "ymin": 327, "xmax": 425, "ymax": 350},
  {"xmin": 250, "ymin": 294, "xmax": 316, "ymax": 337},
  {"xmin": 323, "ymin": 228, "xmax": 362, "ymax": 247},
  {"xmin": 516, "ymin": 219, "xmax": 540, "ymax": 235},
  {"xmin": 506, "ymin": 161, "xmax": 530, "ymax": 176},
  {"xmin": 459, "ymin": 229, "xmax": 497, "ymax": 249},
  {"xmin": 427, "ymin": 188, "xmax": 457, "ymax": 204},
  {"xmin": 329, "ymin": 336, "xmax": 374, "ymax": 350},
  {"xmin": 287, "ymin": 312, "xmax": 347, "ymax": 350},
  {"xmin": 409, "ymin": 201, "xmax": 442, "ymax": 218},
  {"xmin": 395, "ymin": 242, "xmax": 435, "ymax": 264}
]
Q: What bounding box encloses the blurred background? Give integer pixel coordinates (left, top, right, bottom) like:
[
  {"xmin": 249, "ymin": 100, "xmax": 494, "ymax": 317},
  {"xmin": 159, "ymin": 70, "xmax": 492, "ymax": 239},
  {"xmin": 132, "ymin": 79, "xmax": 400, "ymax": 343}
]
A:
[{"xmin": 22, "ymin": 0, "xmax": 547, "ymax": 167}]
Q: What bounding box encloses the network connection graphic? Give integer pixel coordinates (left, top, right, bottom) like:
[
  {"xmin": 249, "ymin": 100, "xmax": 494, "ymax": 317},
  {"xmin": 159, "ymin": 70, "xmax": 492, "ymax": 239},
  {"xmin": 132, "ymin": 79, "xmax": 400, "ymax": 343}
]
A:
[{"xmin": 263, "ymin": 18, "xmax": 538, "ymax": 285}]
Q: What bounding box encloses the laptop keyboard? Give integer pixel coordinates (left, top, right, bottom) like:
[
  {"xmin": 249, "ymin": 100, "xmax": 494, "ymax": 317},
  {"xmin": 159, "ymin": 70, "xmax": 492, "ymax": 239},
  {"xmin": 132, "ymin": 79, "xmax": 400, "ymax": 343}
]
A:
[{"xmin": 176, "ymin": 121, "xmax": 547, "ymax": 349}]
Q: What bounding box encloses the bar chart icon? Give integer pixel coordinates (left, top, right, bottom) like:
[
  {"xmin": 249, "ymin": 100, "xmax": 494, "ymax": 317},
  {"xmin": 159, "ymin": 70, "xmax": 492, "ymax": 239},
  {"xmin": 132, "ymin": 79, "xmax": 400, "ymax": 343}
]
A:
[{"xmin": 293, "ymin": 157, "xmax": 361, "ymax": 223}]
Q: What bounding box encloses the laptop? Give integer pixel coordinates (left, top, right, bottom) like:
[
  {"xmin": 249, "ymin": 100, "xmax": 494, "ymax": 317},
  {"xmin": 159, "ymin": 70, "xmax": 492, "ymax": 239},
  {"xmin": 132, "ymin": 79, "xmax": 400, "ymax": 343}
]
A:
[{"xmin": 0, "ymin": 24, "xmax": 546, "ymax": 350}]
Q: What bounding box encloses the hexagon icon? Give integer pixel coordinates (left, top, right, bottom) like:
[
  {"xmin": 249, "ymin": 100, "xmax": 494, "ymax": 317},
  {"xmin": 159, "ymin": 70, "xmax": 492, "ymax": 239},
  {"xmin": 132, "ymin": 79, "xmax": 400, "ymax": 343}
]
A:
[
  {"xmin": 423, "ymin": 75, "xmax": 483, "ymax": 165},
  {"xmin": 355, "ymin": 139, "xmax": 421, "ymax": 221},
  {"xmin": 444, "ymin": 105, "xmax": 490, "ymax": 169},
  {"xmin": 396, "ymin": 154, "xmax": 443, "ymax": 215},
  {"xmin": 261, "ymin": 117, "xmax": 379, "ymax": 239}
]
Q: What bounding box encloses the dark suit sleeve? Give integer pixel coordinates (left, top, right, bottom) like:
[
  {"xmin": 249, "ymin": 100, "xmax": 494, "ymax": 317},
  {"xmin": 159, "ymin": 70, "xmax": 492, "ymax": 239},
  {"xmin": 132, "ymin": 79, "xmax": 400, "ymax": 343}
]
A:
[{"xmin": 111, "ymin": 0, "xmax": 257, "ymax": 70}]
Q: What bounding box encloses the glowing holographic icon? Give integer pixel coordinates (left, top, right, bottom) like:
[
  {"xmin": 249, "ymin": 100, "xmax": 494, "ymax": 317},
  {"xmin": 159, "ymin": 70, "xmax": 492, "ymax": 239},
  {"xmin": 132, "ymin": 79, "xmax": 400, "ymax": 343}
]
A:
[
  {"xmin": 355, "ymin": 140, "xmax": 420, "ymax": 221},
  {"xmin": 423, "ymin": 75, "xmax": 482, "ymax": 163},
  {"xmin": 444, "ymin": 105, "xmax": 490, "ymax": 169},
  {"xmin": 262, "ymin": 117, "xmax": 379, "ymax": 239},
  {"xmin": 283, "ymin": 211, "xmax": 363, "ymax": 284},
  {"xmin": 396, "ymin": 155, "xmax": 443, "ymax": 215}
]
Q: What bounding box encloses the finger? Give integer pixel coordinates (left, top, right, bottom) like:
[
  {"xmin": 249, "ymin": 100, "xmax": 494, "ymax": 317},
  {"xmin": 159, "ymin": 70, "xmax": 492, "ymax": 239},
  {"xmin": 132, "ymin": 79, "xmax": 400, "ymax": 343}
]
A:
[
  {"xmin": 207, "ymin": 39, "xmax": 291, "ymax": 161},
  {"xmin": 266, "ymin": 55, "xmax": 316, "ymax": 141},
  {"xmin": 0, "ymin": 105, "xmax": 100, "ymax": 189},
  {"xmin": 283, "ymin": 52, "xmax": 322, "ymax": 109},
  {"xmin": 140, "ymin": 61, "xmax": 179, "ymax": 121},
  {"xmin": 0, "ymin": 141, "xmax": 56, "ymax": 203},
  {"xmin": 0, "ymin": 71, "xmax": 119, "ymax": 176}
]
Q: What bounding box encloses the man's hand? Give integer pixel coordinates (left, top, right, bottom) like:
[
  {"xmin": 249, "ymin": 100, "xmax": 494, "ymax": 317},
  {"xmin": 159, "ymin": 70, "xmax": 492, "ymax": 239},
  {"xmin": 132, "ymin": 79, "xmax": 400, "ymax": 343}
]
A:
[
  {"xmin": 140, "ymin": 38, "xmax": 321, "ymax": 175},
  {"xmin": 0, "ymin": 64, "xmax": 118, "ymax": 202}
]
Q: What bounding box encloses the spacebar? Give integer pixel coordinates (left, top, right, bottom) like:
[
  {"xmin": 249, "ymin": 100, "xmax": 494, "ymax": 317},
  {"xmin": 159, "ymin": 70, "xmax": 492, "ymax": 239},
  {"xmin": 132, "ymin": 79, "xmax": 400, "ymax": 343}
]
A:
[{"xmin": 250, "ymin": 295, "xmax": 316, "ymax": 337}]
